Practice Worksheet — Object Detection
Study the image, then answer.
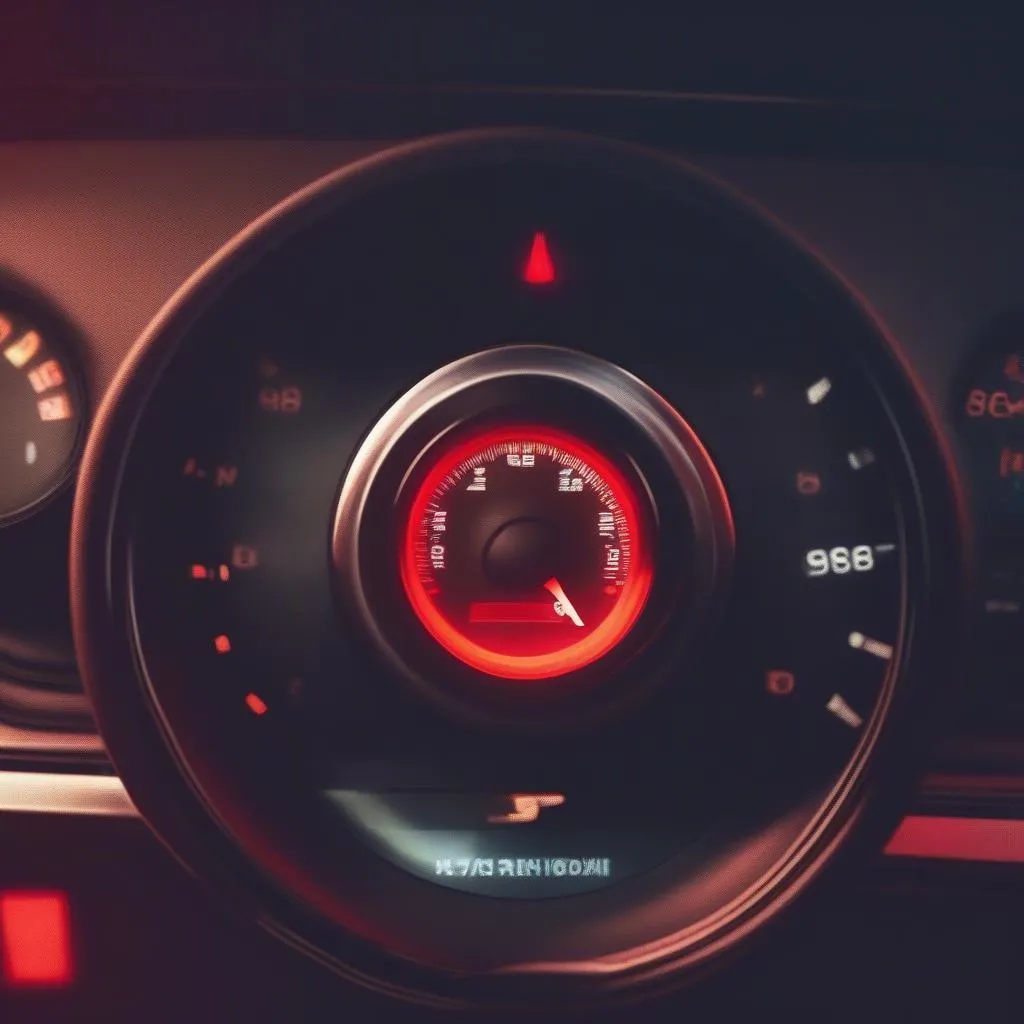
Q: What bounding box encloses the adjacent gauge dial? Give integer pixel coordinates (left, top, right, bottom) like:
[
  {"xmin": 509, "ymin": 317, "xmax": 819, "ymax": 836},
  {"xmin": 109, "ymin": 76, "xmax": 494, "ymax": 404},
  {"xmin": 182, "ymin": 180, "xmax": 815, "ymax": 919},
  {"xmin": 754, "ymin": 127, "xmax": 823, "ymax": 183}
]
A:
[
  {"xmin": 72, "ymin": 130, "xmax": 961, "ymax": 1010},
  {"xmin": 958, "ymin": 337, "xmax": 1024, "ymax": 528},
  {"xmin": 954, "ymin": 318, "xmax": 1024, "ymax": 722},
  {"xmin": 0, "ymin": 303, "xmax": 84, "ymax": 524}
]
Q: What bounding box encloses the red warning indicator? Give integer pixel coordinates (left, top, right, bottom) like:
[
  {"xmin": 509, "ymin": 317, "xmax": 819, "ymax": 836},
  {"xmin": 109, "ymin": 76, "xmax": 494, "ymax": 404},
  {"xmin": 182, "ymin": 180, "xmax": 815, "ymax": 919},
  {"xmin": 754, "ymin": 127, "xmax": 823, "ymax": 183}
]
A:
[
  {"xmin": 1, "ymin": 891, "xmax": 74, "ymax": 987},
  {"xmin": 523, "ymin": 232, "xmax": 556, "ymax": 285},
  {"xmin": 245, "ymin": 692, "xmax": 268, "ymax": 716}
]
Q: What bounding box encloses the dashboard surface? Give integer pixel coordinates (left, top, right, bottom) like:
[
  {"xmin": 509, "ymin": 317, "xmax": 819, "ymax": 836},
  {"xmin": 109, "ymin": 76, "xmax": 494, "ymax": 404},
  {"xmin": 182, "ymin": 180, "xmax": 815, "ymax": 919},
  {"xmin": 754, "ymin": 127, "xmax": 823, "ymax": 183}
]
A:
[{"xmin": 2, "ymin": 16, "xmax": 1024, "ymax": 1020}]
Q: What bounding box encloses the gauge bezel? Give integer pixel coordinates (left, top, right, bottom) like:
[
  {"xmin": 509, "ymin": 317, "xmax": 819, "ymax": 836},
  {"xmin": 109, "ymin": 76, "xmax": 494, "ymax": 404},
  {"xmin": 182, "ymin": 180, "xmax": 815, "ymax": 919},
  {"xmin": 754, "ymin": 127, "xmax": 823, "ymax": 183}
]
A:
[
  {"xmin": 0, "ymin": 280, "xmax": 88, "ymax": 527},
  {"xmin": 71, "ymin": 128, "xmax": 968, "ymax": 1011},
  {"xmin": 333, "ymin": 345, "xmax": 734, "ymax": 729}
]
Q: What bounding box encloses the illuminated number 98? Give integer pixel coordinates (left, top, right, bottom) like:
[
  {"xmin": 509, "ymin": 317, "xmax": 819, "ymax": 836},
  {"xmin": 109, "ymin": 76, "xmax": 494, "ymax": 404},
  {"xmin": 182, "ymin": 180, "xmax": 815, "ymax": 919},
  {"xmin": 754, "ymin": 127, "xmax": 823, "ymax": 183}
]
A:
[{"xmin": 259, "ymin": 386, "xmax": 303, "ymax": 413}]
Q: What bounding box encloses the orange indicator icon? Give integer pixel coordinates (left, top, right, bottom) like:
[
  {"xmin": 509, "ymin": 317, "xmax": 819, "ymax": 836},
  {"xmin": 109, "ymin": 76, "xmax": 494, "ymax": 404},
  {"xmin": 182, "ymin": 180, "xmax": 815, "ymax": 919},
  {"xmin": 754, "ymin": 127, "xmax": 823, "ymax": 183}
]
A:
[
  {"xmin": 27, "ymin": 359, "xmax": 65, "ymax": 394},
  {"xmin": 37, "ymin": 393, "xmax": 73, "ymax": 422},
  {"xmin": 3, "ymin": 330, "xmax": 40, "ymax": 368},
  {"xmin": 488, "ymin": 793, "xmax": 565, "ymax": 825}
]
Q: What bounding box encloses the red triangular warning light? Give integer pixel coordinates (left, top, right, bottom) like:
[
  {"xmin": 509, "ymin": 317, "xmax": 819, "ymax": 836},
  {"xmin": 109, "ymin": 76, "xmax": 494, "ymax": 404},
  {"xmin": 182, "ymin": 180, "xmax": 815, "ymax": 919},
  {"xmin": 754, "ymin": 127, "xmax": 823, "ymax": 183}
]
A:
[{"xmin": 523, "ymin": 232, "xmax": 556, "ymax": 285}]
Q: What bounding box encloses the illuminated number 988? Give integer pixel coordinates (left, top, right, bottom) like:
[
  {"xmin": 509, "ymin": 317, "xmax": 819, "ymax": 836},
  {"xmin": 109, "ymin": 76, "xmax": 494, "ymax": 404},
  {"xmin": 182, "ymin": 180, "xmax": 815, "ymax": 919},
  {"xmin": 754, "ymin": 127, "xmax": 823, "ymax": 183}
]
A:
[{"xmin": 804, "ymin": 545, "xmax": 875, "ymax": 577}]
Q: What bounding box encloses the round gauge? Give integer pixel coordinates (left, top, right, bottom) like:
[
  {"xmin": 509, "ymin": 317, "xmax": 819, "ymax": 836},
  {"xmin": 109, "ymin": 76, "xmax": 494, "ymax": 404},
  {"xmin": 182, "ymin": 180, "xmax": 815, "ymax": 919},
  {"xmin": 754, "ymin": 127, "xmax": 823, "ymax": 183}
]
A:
[
  {"xmin": 400, "ymin": 426, "xmax": 653, "ymax": 680},
  {"xmin": 0, "ymin": 302, "xmax": 84, "ymax": 524},
  {"xmin": 335, "ymin": 346, "xmax": 730, "ymax": 725},
  {"xmin": 71, "ymin": 130, "xmax": 963, "ymax": 1011}
]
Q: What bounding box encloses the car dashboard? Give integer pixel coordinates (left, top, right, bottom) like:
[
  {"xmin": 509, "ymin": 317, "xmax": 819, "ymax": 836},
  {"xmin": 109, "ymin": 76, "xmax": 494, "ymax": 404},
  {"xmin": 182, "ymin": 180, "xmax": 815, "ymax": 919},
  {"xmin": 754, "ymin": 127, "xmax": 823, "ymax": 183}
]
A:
[{"xmin": 0, "ymin": 13, "xmax": 1022, "ymax": 1023}]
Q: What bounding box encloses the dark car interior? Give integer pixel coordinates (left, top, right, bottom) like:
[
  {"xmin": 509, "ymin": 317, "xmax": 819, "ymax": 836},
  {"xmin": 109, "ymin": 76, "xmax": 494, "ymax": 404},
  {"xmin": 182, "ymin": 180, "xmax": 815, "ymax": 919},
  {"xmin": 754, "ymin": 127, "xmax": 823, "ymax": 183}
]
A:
[{"xmin": 1, "ymin": 12, "xmax": 1021, "ymax": 1022}]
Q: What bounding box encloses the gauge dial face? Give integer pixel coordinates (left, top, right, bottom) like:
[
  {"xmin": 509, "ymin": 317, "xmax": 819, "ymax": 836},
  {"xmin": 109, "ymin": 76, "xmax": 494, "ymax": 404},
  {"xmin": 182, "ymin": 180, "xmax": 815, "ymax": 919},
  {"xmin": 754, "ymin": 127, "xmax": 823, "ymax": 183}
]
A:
[
  {"xmin": 402, "ymin": 427, "xmax": 653, "ymax": 679},
  {"xmin": 73, "ymin": 134, "xmax": 958, "ymax": 1002},
  {"xmin": 0, "ymin": 307, "xmax": 83, "ymax": 524}
]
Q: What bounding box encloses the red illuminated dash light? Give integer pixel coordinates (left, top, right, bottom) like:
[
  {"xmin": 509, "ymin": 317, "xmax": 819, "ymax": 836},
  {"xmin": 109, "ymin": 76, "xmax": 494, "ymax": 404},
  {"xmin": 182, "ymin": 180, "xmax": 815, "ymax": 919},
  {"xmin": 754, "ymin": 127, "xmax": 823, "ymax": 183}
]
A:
[
  {"xmin": 245, "ymin": 693, "xmax": 268, "ymax": 716},
  {"xmin": 1, "ymin": 891, "xmax": 74, "ymax": 987},
  {"xmin": 523, "ymin": 232, "xmax": 556, "ymax": 285}
]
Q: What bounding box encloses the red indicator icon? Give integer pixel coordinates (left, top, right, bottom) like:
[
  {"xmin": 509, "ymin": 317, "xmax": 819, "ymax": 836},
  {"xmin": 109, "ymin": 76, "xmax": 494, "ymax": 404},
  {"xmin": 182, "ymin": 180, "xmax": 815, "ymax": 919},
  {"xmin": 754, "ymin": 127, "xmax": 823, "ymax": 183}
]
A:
[
  {"xmin": 0, "ymin": 890, "xmax": 74, "ymax": 987},
  {"xmin": 191, "ymin": 564, "xmax": 231, "ymax": 581},
  {"xmin": 231, "ymin": 545, "xmax": 259, "ymax": 569},
  {"xmin": 214, "ymin": 465, "xmax": 238, "ymax": 487},
  {"xmin": 523, "ymin": 232, "xmax": 556, "ymax": 285},
  {"xmin": 213, "ymin": 634, "xmax": 232, "ymax": 654},
  {"xmin": 766, "ymin": 670, "xmax": 796, "ymax": 696},
  {"xmin": 796, "ymin": 471, "xmax": 822, "ymax": 496},
  {"xmin": 245, "ymin": 693, "xmax": 268, "ymax": 716}
]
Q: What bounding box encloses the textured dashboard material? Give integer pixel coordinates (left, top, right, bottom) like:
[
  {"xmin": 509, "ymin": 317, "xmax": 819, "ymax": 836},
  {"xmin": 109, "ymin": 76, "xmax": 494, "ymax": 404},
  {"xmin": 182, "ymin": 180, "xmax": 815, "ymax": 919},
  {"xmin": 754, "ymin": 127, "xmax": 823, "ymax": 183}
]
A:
[{"xmin": 1, "ymin": 141, "xmax": 1023, "ymax": 430}]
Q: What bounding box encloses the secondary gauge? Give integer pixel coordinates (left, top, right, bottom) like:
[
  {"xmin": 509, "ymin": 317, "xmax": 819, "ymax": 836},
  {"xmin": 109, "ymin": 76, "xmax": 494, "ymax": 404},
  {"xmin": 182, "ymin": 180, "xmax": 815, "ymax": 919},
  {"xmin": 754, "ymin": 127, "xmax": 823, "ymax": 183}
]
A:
[
  {"xmin": 953, "ymin": 315, "xmax": 1024, "ymax": 722},
  {"xmin": 334, "ymin": 345, "xmax": 731, "ymax": 723},
  {"xmin": 957, "ymin": 327, "xmax": 1024, "ymax": 529},
  {"xmin": 72, "ymin": 130, "xmax": 963, "ymax": 1011},
  {"xmin": 0, "ymin": 300, "xmax": 85, "ymax": 524}
]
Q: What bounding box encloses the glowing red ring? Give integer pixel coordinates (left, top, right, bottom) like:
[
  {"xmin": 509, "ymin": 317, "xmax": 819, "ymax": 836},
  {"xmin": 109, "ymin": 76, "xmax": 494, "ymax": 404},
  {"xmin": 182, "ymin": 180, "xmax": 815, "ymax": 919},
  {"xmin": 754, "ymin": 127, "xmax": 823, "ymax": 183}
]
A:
[{"xmin": 400, "ymin": 425, "xmax": 654, "ymax": 680}]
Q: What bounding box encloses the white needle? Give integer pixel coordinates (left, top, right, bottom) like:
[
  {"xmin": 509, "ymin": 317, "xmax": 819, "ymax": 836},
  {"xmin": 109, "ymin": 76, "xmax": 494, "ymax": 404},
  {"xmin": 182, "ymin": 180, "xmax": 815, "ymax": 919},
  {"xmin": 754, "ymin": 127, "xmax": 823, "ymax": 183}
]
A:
[{"xmin": 544, "ymin": 577, "xmax": 585, "ymax": 628}]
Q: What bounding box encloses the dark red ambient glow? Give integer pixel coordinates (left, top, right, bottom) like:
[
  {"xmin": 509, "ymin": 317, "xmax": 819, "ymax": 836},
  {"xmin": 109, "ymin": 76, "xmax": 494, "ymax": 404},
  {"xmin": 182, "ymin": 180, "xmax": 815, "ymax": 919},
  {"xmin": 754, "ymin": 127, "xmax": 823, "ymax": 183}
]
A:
[
  {"xmin": 523, "ymin": 232, "xmax": 556, "ymax": 284},
  {"xmin": 0, "ymin": 891, "xmax": 73, "ymax": 987}
]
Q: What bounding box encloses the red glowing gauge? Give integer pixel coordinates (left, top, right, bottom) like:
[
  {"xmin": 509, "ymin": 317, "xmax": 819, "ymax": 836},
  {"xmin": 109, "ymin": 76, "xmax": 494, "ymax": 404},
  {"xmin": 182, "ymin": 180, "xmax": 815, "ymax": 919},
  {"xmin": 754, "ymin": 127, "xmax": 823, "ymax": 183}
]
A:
[{"xmin": 400, "ymin": 426, "xmax": 654, "ymax": 680}]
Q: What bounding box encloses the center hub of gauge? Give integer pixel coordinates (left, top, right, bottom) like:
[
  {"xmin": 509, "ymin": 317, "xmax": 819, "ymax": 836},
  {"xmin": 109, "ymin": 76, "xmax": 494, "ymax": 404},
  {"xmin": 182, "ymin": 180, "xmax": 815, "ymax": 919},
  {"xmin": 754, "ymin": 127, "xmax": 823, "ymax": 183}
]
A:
[
  {"xmin": 399, "ymin": 426, "xmax": 654, "ymax": 681},
  {"xmin": 481, "ymin": 517, "xmax": 563, "ymax": 590}
]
